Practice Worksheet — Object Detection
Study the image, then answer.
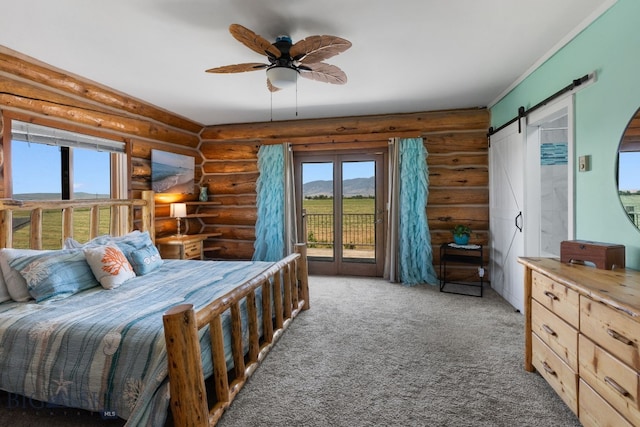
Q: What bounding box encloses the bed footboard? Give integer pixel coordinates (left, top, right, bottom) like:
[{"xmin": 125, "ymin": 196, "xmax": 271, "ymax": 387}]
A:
[{"xmin": 162, "ymin": 243, "xmax": 309, "ymax": 427}]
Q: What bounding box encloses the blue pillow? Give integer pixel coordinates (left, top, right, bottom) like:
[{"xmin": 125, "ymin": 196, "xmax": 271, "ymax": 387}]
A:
[
  {"xmin": 129, "ymin": 244, "xmax": 163, "ymax": 276},
  {"xmin": 9, "ymin": 249, "xmax": 99, "ymax": 303},
  {"xmin": 113, "ymin": 231, "xmax": 154, "ymax": 263},
  {"xmin": 64, "ymin": 230, "xmax": 143, "ymax": 250}
]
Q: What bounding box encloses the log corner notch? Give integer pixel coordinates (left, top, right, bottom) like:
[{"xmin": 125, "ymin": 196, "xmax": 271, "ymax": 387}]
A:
[{"xmin": 162, "ymin": 243, "xmax": 309, "ymax": 427}]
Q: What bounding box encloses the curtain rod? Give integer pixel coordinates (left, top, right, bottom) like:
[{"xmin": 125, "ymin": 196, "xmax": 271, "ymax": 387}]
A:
[{"xmin": 487, "ymin": 72, "xmax": 595, "ymax": 136}]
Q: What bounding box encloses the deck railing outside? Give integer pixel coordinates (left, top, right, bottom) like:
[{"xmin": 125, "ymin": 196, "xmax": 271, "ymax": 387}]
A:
[{"xmin": 304, "ymin": 213, "xmax": 375, "ymax": 250}]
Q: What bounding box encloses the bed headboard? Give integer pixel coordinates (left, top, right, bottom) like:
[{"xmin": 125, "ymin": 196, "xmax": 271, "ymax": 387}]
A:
[{"xmin": 0, "ymin": 190, "xmax": 155, "ymax": 249}]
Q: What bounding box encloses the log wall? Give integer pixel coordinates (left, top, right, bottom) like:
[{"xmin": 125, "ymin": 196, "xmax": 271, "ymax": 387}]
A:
[
  {"xmin": 0, "ymin": 46, "xmax": 490, "ymax": 282},
  {"xmin": 200, "ymin": 109, "xmax": 490, "ymax": 281},
  {"xmin": 0, "ymin": 46, "xmax": 201, "ymax": 234}
]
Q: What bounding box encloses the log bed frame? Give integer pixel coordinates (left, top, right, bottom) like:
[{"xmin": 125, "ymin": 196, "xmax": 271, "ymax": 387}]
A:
[{"xmin": 0, "ymin": 190, "xmax": 310, "ymax": 427}]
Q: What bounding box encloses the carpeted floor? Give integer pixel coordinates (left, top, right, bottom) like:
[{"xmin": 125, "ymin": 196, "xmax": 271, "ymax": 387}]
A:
[
  {"xmin": 217, "ymin": 276, "xmax": 580, "ymax": 427},
  {"xmin": 0, "ymin": 276, "xmax": 581, "ymax": 426}
]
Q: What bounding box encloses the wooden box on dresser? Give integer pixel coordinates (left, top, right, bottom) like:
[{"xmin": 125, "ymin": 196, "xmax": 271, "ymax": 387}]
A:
[{"xmin": 519, "ymin": 257, "xmax": 640, "ymax": 427}]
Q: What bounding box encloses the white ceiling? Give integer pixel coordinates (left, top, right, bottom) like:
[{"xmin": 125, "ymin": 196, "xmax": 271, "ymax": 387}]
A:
[{"xmin": 0, "ymin": 0, "xmax": 615, "ymax": 126}]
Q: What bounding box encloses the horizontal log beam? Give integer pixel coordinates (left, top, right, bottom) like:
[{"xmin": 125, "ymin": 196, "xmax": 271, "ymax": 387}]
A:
[
  {"xmin": 428, "ymin": 188, "xmax": 489, "ymax": 205},
  {"xmin": 429, "ymin": 166, "xmax": 488, "ymax": 187},
  {"xmin": 427, "ymin": 206, "xmax": 489, "ymax": 231},
  {"xmin": 291, "ymin": 140, "xmax": 389, "ymax": 151},
  {"xmin": 200, "ymin": 143, "xmax": 259, "ymax": 160},
  {"xmin": 203, "ymin": 160, "xmax": 258, "ymax": 174},
  {"xmin": 201, "ymin": 109, "xmax": 489, "ymax": 142},
  {"xmin": 428, "ymin": 153, "xmax": 488, "ymax": 167},
  {"xmin": 0, "ymin": 47, "xmax": 202, "ymax": 133},
  {"xmin": 0, "ymin": 76, "xmax": 200, "ymax": 147},
  {"xmin": 204, "ymin": 173, "xmax": 258, "ymax": 195},
  {"xmin": 425, "ymin": 132, "xmax": 488, "ymax": 153}
]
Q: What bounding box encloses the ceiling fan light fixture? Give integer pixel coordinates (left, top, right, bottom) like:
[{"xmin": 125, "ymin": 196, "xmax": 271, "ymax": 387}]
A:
[{"xmin": 266, "ymin": 66, "xmax": 298, "ymax": 89}]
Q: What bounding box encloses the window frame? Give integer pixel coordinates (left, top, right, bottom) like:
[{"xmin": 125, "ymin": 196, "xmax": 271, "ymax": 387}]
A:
[{"xmin": 3, "ymin": 113, "xmax": 128, "ymax": 200}]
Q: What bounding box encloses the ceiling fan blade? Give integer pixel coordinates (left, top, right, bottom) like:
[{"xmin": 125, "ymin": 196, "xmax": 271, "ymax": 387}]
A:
[
  {"xmin": 267, "ymin": 79, "xmax": 281, "ymax": 92},
  {"xmin": 290, "ymin": 35, "xmax": 352, "ymax": 64},
  {"xmin": 299, "ymin": 63, "xmax": 347, "ymax": 85},
  {"xmin": 229, "ymin": 24, "xmax": 281, "ymax": 58},
  {"xmin": 205, "ymin": 63, "xmax": 268, "ymax": 73}
]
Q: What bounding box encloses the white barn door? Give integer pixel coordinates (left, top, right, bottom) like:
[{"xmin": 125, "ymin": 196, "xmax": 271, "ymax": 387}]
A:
[{"xmin": 489, "ymin": 122, "xmax": 525, "ymax": 313}]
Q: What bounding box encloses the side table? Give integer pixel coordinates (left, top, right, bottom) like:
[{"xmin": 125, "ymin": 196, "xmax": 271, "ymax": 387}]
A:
[
  {"xmin": 439, "ymin": 243, "xmax": 484, "ymax": 297},
  {"xmin": 156, "ymin": 234, "xmax": 207, "ymax": 260}
]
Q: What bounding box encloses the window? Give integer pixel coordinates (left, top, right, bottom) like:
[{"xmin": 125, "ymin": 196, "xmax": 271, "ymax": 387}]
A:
[
  {"xmin": 9, "ymin": 120, "xmax": 127, "ymax": 248},
  {"xmin": 10, "ymin": 120, "xmax": 125, "ymax": 200}
]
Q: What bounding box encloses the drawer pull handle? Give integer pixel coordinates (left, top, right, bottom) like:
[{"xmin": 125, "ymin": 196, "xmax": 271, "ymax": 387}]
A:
[
  {"xmin": 541, "ymin": 361, "xmax": 556, "ymax": 376},
  {"xmin": 607, "ymin": 328, "xmax": 634, "ymax": 346},
  {"xmin": 544, "ymin": 291, "xmax": 558, "ymax": 301},
  {"xmin": 604, "ymin": 376, "xmax": 630, "ymax": 397},
  {"xmin": 541, "ymin": 324, "xmax": 557, "ymax": 336}
]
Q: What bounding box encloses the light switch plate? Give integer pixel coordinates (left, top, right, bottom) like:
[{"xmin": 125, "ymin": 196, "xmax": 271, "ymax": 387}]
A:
[{"xmin": 578, "ymin": 155, "xmax": 591, "ymax": 172}]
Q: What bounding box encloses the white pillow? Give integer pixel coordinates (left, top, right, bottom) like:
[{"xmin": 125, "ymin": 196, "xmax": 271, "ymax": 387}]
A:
[
  {"xmin": 0, "ymin": 248, "xmax": 50, "ymax": 301},
  {"xmin": 0, "ymin": 269, "xmax": 10, "ymax": 303},
  {"xmin": 83, "ymin": 245, "xmax": 136, "ymax": 289}
]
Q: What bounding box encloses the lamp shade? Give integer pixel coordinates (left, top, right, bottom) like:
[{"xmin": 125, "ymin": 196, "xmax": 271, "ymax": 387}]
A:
[
  {"xmin": 170, "ymin": 203, "xmax": 187, "ymax": 218},
  {"xmin": 266, "ymin": 66, "xmax": 298, "ymax": 89}
]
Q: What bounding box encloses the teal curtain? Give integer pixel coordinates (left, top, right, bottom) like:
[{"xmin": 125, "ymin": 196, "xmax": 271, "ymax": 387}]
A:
[
  {"xmin": 253, "ymin": 144, "xmax": 285, "ymax": 261},
  {"xmin": 398, "ymin": 138, "xmax": 438, "ymax": 285}
]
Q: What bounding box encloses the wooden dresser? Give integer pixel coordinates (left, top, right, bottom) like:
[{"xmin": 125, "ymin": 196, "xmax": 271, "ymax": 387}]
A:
[{"xmin": 519, "ymin": 257, "xmax": 640, "ymax": 426}]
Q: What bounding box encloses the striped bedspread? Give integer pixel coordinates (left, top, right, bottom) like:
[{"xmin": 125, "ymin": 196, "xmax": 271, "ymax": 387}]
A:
[{"xmin": 0, "ymin": 259, "xmax": 274, "ymax": 426}]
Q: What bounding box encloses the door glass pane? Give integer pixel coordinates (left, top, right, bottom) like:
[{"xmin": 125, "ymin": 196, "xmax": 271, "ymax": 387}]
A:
[
  {"xmin": 302, "ymin": 162, "xmax": 334, "ymax": 259},
  {"xmin": 539, "ymin": 115, "xmax": 568, "ymax": 257},
  {"xmin": 342, "ymin": 161, "xmax": 375, "ymax": 261}
]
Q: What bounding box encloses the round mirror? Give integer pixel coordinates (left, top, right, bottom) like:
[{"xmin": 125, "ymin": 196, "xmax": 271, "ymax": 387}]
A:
[{"xmin": 617, "ymin": 107, "xmax": 640, "ymax": 230}]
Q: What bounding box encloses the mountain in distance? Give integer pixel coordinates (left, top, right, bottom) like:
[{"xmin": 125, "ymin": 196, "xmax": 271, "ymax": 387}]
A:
[
  {"xmin": 12, "ymin": 192, "xmax": 110, "ymax": 200},
  {"xmin": 303, "ymin": 177, "xmax": 374, "ymax": 198}
]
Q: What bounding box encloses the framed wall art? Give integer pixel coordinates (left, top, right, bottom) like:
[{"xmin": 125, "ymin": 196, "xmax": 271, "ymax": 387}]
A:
[{"xmin": 151, "ymin": 149, "xmax": 195, "ymax": 194}]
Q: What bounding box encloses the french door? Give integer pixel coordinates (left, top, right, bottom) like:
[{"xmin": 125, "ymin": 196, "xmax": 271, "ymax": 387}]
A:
[{"xmin": 295, "ymin": 151, "xmax": 385, "ymax": 276}]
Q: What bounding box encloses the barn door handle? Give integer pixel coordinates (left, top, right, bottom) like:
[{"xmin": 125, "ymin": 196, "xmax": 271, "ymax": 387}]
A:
[{"xmin": 515, "ymin": 211, "xmax": 523, "ymax": 232}]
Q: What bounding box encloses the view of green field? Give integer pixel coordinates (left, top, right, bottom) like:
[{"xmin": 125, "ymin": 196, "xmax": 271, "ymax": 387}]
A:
[
  {"xmin": 303, "ymin": 197, "xmax": 375, "ymax": 252},
  {"xmin": 11, "ymin": 207, "xmax": 112, "ymax": 249}
]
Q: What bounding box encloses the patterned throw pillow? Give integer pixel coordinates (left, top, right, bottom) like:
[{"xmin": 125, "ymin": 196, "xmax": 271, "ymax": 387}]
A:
[
  {"xmin": 84, "ymin": 244, "xmax": 136, "ymax": 289},
  {"xmin": 129, "ymin": 244, "xmax": 163, "ymax": 276},
  {"xmin": 9, "ymin": 249, "xmax": 100, "ymax": 303},
  {"xmin": 0, "ymin": 248, "xmax": 51, "ymax": 302}
]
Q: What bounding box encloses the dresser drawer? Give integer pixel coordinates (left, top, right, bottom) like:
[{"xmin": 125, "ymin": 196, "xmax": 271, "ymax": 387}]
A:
[
  {"xmin": 532, "ymin": 334, "xmax": 578, "ymax": 414},
  {"xmin": 579, "ymin": 379, "xmax": 633, "ymax": 427},
  {"xmin": 531, "ymin": 271, "xmax": 579, "ymax": 328},
  {"xmin": 183, "ymin": 241, "xmax": 202, "ymax": 259},
  {"xmin": 531, "ymin": 299, "xmax": 578, "ymax": 371},
  {"xmin": 580, "ymin": 296, "xmax": 640, "ymax": 370},
  {"xmin": 579, "ymin": 335, "xmax": 640, "ymax": 425}
]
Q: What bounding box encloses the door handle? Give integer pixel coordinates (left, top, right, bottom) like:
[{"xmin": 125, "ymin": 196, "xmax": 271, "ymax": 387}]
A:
[{"xmin": 515, "ymin": 211, "xmax": 523, "ymax": 232}]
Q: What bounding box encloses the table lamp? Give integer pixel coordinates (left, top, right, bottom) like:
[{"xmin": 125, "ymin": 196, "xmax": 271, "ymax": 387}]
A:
[{"xmin": 170, "ymin": 203, "xmax": 187, "ymax": 237}]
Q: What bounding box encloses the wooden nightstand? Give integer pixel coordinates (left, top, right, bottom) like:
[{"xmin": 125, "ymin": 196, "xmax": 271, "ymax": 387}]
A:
[{"xmin": 156, "ymin": 234, "xmax": 207, "ymax": 260}]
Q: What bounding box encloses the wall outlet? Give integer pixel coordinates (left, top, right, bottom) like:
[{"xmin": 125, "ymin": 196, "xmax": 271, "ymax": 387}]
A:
[{"xmin": 578, "ymin": 155, "xmax": 591, "ymax": 172}]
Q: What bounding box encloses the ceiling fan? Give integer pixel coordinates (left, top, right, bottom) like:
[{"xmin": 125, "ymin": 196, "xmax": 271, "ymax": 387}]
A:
[{"xmin": 206, "ymin": 24, "xmax": 352, "ymax": 92}]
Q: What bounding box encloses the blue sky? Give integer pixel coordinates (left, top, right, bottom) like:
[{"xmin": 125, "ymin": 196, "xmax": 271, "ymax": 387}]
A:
[
  {"xmin": 12, "ymin": 142, "xmax": 110, "ymax": 195},
  {"xmin": 619, "ymin": 152, "xmax": 640, "ymax": 191},
  {"xmin": 302, "ymin": 161, "xmax": 374, "ymax": 183},
  {"xmin": 13, "ymin": 141, "xmax": 637, "ymax": 194}
]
